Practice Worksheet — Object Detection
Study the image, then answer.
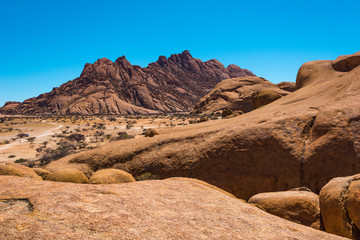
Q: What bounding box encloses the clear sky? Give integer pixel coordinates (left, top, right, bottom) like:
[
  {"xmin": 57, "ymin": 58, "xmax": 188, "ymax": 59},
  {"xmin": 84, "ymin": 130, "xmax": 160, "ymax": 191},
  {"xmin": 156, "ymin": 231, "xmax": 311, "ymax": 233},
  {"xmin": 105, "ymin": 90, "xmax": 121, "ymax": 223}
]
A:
[{"xmin": 0, "ymin": 0, "xmax": 359, "ymax": 106}]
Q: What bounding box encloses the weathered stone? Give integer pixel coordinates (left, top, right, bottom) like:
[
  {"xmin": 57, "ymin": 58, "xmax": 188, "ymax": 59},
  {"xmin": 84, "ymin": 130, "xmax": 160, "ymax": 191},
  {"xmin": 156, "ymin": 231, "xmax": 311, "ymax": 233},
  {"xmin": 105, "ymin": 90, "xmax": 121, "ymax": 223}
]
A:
[
  {"xmin": 45, "ymin": 168, "xmax": 88, "ymax": 183},
  {"xmin": 320, "ymin": 174, "xmax": 360, "ymax": 239},
  {"xmin": 0, "ymin": 176, "xmax": 345, "ymax": 240},
  {"xmin": 89, "ymin": 169, "xmax": 135, "ymax": 184}
]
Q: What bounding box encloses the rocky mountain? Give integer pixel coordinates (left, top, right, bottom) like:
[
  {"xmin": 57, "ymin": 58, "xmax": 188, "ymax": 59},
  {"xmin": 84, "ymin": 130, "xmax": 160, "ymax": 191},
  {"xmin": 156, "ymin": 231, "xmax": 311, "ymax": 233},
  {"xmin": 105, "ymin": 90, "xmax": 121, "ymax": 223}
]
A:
[
  {"xmin": 50, "ymin": 51, "xmax": 360, "ymax": 201},
  {"xmin": 0, "ymin": 51, "xmax": 255, "ymax": 115}
]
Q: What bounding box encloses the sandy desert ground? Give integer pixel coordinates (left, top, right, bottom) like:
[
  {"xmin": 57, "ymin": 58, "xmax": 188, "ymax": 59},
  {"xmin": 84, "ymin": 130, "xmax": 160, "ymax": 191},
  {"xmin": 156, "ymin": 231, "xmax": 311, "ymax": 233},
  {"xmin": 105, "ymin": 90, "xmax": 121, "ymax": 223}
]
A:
[{"xmin": 0, "ymin": 114, "xmax": 192, "ymax": 163}]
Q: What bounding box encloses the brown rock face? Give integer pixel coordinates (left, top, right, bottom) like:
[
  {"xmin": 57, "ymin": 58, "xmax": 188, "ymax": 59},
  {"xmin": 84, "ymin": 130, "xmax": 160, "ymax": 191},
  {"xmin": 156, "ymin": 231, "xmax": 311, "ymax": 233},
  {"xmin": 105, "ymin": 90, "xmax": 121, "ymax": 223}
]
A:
[
  {"xmin": 191, "ymin": 76, "xmax": 289, "ymax": 115},
  {"xmin": 0, "ymin": 176, "xmax": 345, "ymax": 240},
  {"xmin": 252, "ymin": 89, "xmax": 283, "ymax": 109},
  {"xmin": 0, "ymin": 51, "xmax": 255, "ymax": 115},
  {"xmin": 248, "ymin": 190, "xmax": 320, "ymax": 229},
  {"xmin": 319, "ymin": 174, "xmax": 360, "ymax": 239}
]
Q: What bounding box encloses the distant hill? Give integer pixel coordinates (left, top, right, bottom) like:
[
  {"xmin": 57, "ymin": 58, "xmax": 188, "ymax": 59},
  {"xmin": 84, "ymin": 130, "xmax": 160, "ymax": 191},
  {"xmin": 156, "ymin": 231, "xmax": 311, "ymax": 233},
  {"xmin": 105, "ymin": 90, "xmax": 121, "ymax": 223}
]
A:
[{"xmin": 0, "ymin": 50, "xmax": 255, "ymax": 115}]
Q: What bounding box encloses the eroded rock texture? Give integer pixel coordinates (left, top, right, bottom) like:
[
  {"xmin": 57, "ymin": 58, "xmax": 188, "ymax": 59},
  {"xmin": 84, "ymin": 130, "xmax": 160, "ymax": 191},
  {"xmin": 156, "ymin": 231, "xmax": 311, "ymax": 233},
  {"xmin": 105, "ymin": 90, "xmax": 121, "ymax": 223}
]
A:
[{"xmin": 0, "ymin": 176, "xmax": 345, "ymax": 240}]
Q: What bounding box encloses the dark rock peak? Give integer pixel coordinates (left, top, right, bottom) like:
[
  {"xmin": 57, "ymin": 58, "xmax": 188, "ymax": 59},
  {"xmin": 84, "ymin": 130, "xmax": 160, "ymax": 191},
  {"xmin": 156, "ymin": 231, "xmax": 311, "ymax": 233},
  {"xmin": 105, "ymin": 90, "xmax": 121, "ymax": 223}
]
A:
[
  {"xmin": 157, "ymin": 55, "xmax": 167, "ymax": 66},
  {"xmin": 115, "ymin": 56, "xmax": 132, "ymax": 70}
]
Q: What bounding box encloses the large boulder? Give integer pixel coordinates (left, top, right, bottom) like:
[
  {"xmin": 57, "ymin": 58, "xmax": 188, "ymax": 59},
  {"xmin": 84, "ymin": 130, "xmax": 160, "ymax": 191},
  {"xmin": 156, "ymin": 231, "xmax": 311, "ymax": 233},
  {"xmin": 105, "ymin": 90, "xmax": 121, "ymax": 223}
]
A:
[
  {"xmin": 45, "ymin": 168, "xmax": 88, "ymax": 183},
  {"xmin": 89, "ymin": 169, "xmax": 135, "ymax": 184},
  {"xmin": 319, "ymin": 174, "xmax": 360, "ymax": 239},
  {"xmin": 191, "ymin": 76, "xmax": 289, "ymax": 115},
  {"xmin": 248, "ymin": 189, "xmax": 320, "ymax": 229},
  {"xmin": 0, "ymin": 176, "xmax": 345, "ymax": 239},
  {"xmin": 49, "ymin": 52, "xmax": 360, "ymax": 200},
  {"xmin": 0, "ymin": 162, "xmax": 42, "ymax": 180}
]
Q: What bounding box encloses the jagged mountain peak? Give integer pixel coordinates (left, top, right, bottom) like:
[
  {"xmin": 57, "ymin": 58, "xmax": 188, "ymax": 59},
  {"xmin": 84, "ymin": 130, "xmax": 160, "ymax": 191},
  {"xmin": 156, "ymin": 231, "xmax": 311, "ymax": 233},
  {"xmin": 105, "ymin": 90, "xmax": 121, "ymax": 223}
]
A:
[{"xmin": 1, "ymin": 51, "xmax": 256, "ymax": 115}]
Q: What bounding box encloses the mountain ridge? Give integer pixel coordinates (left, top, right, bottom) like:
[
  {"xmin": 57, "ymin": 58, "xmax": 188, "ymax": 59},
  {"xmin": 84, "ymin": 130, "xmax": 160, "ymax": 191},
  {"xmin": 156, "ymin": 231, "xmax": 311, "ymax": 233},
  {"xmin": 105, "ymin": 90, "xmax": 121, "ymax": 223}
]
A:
[{"xmin": 0, "ymin": 50, "xmax": 255, "ymax": 115}]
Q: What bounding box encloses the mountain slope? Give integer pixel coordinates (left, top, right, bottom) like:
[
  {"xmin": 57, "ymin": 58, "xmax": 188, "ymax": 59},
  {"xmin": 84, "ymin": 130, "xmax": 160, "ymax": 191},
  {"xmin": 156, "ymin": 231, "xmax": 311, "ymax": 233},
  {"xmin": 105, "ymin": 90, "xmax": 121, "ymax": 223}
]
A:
[{"xmin": 0, "ymin": 51, "xmax": 255, "ymax": 115}]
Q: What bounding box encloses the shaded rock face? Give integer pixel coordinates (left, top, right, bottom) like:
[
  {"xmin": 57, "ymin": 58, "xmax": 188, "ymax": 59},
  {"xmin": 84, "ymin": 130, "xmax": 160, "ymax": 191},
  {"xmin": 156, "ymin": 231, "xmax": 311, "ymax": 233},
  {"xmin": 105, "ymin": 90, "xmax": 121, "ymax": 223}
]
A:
[
  {"xmin": 49, "ymin": 51, "xmax": 360, "ymax": 201},
  {"xmin": 191, "ymin": 76, "xmax": 290, "ymax": 115},
  {"xmin": 252, "ymin": 89, "xmax": 283, "ymax": 109},
  {"xmin": 248, "ymin": 190, "xmax": 320, "ymax": 229},
  {"xmin": 276, "ymin": 82, "xmax": 296, "ymax": 92},
  {"xmin": 319, "ymin": 174, "xmax": 360, "ymax": 239},
  {"xmin": 0, "ymin": 176, "xmax": 345, "ymax": 240},
  {"xmin": 0, "ymin": 51, "xmax": 255, "ymax": 115}
]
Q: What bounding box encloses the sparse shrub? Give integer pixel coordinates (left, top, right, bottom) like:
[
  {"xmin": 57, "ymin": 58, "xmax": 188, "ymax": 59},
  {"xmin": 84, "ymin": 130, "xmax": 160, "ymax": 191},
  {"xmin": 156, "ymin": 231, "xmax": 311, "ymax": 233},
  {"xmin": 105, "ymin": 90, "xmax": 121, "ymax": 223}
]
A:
[
  {"xmin": 135, "ymin": 172, "xmax": 158, "ymax": 181},
  {"xmin": 8, "ymin": 155, "xmax": 16, "ymax": 158},
  {"xmin": 67, "ymin": 133, "xmax": 85, "ymax": 142},
  {"xmin": 112, "ymin": 131, "xmax": 134, "ymax": 141},
  {"xmin": 17, "ymin": 133, "xmax": 29, "ymax": 138},
  {"xmin": 14, "ymin": 158, "xmax": 27, "ymax": 163}
]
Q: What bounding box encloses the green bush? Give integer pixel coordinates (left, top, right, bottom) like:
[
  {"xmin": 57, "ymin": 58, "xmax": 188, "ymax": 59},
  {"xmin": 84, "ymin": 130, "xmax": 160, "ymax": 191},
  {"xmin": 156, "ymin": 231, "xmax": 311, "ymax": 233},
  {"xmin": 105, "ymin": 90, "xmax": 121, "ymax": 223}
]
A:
[{"xmin": 14, "ymin": 158, "xmax": 27, "ymax": 163}]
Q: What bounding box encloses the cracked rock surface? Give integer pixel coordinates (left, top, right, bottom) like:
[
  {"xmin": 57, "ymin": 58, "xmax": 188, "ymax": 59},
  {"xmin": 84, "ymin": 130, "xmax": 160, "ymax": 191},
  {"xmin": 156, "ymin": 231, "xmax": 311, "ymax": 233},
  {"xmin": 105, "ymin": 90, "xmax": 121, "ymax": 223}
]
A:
[
  {"xmin": 0, "ymin": 176, "xmax": 345, "ymax": 240},
  {"xmin": 320, "ymin": 174, "xmax": 360, "ymax": 239}
]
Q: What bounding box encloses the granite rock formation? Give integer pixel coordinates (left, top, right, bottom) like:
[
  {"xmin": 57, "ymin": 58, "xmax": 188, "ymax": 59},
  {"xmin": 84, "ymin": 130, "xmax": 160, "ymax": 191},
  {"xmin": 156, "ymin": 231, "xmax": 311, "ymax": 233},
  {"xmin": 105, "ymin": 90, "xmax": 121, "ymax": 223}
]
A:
[
  {"xmin": 0, "ymin": 51, "xmax": 255, "ymax": 115},
  {"xmin": 191, "ymin": 76, "xmax": 290, "ymax": 115},
  {"xmin": 47, "ymin": 51, "xmax": 360, "ymax": 201}
]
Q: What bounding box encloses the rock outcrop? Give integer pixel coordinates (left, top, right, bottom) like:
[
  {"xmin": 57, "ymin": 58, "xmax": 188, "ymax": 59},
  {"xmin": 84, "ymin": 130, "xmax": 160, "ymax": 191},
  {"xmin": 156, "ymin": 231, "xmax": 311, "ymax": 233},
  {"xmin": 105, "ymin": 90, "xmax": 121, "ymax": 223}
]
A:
[
  {"xmin": 191, "ymin": 76, "xmax": 290, "ymax": 115},
  {"xmin": 88, "ymin": 169, "xmax": 135, "ymax": 184},
  {"xmin": 248, "ymin": 189, "xmax": 320, "ymax": 229},
  {"xmin": 45, "ymin": 168, "xmax": 88, "ymax": 183},
  {"xmin": 0, "ymin": 51, "xmax": 255, "ymax": 115},
  {"xmin": 319, "ymin": 174, "xmax": 360, "ymax": 239},
  {"xmin": 0, "ymin": 162, "xmax": 42, "ymax": 180},
  {"xmin": 0, "ymin": 176, "xmax": 344, "ymax": 239}
]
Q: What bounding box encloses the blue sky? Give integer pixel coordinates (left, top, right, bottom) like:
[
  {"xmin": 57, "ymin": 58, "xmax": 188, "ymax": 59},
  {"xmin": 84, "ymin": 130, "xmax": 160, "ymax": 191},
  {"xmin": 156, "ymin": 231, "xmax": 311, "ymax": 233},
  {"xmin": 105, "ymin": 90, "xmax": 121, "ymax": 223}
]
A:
[{"xmin": 0, "ymin": 0, "xmax": 359, "ymax": 106}]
